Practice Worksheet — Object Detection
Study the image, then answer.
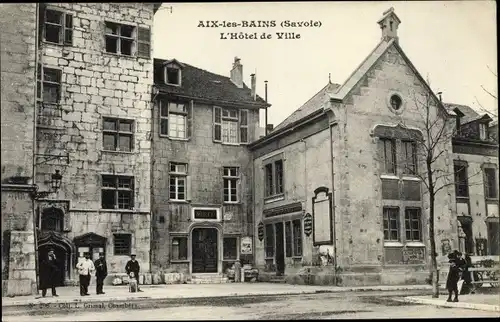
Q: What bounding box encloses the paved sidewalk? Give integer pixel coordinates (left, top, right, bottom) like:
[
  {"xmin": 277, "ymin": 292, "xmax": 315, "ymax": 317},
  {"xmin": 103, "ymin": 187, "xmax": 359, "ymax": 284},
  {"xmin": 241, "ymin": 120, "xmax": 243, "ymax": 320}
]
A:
[
  {"xmin": 2, "ymin": 283, "xmax": 432, "ymax": 306},
  {"xmin": 403, "ymin": 294, "xmax": 500, "ymax": 312}
]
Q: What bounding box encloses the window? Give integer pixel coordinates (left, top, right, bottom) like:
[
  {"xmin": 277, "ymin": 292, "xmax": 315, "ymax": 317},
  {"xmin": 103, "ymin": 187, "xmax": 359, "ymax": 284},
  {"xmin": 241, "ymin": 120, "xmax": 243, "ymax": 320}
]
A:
[
  {"xmin": 265, "ymin": 224, "xmax": 274, "ymax": 258},
  {"xmin": 223, "ymin": 167, "xmax": 239, "ymax": 203},
  {"xmin": 171, "ymin": 237, "xmax": 187, "ymax": 260},
  {"xmin": 105, "ymin": 22, "xmax": 150, "ymax": 57},
  {"xmin": 292, "ymin": 219, "xmax": 302, "ymax": 256},
  {"xmin": 103, "ymin": 118, "xmax": 134, "ymax": 152},
  {"xmin": 390, "ymin": 94, "xmax": 402, "ymax": 111},
  {"xmin": 159, "ymin": 100, "xmax": 192, "ymax": 139},
  {"xmin": 405, "ymin": 208, "xmax": 422, "ymax": 241},
  {"xmin": 223, "ymin": 237, "xmax": 238, "ymax": 260},
  {"xmin": 454, "ymin": 163, "xmax": 469, "ymax": 198},
  {"xmin": 479, "ymin": 123, "xmax": 488, "ymax": 140},
  {"xmin": 37, "ymin": 66, "xmax": 61, "ymax": 103},
  {"xmin": 169, "ymin": 163, "xmax": 187, "ymax": 201},
  {"xmin": 42, "ymin": 9, "xmax": 73, "ymax": 45},
  {"xmin": 381, "ymin": 138, "xmax": 396, "ymax": 174},
  {"xmin": 383, "ymin": 207, "xmax": 400, "ymax": 241},
  {"xmin": 484, "ymin": 168, "xmax": 498, "ymax": 199},
  {"xmin": 265, "ymin": 160, "xmax": 284, "ymax": 198},
  {"xmin": 166, "ymin": 67, "xmax": 181, "ymax": 85},
  {"xmin": 114, "ymin": 234, "xmax": 131, "ymax": 255},
  {"xmin": 101, "ymin": 175, "xmax": 134, "ymax": 209},
  {"xmin": 213, "ymin": 107, "xmax": 249, "ymax": 144},
  {"xmin": 402, "ymin": 141, "xmax": 417, "ymax": 175}
]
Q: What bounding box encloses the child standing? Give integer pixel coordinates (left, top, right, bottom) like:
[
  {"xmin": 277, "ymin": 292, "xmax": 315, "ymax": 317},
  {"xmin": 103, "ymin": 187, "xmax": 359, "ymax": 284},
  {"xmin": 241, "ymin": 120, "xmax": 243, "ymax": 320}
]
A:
[{"xmin": 446, "ymin": 253, "xmax": 462, "ymax": 302}]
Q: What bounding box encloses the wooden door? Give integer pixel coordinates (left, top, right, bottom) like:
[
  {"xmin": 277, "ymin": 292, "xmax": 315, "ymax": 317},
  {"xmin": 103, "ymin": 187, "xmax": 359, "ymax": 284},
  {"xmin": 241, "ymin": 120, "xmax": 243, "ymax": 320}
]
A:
[{"xmin": 192, "ymin": 228, "xmax": 218, "ymax": 273}]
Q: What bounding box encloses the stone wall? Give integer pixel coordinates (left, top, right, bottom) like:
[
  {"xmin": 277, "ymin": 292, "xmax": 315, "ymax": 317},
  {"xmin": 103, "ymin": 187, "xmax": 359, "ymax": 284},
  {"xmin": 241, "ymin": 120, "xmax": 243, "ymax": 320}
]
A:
[
  {"xmin": 33, "ymin": 2, "xmax": 156, "ymax": 274},
  {"xmin": 151, "ymin": 101, "xmax": 258, "ymax": 270}
]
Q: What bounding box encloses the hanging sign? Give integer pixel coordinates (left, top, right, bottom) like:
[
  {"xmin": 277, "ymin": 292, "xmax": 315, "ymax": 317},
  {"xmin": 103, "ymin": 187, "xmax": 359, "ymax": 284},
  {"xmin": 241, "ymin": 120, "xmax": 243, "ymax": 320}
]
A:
[
  {"xmin": 303, "ymin": 213, "xmax": 313, "ymax": 237},
  {"xmin": 257, "ymin": 221, "xmax": 264, "ymax": 241}
]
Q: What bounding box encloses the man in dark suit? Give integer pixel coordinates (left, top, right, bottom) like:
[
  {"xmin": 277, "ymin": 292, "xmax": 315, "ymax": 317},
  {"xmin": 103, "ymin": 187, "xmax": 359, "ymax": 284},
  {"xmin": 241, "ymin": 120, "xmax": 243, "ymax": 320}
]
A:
[
  {"xmin": 39, "ymin": 249, "xmax": 59, "ymax": 297},
  {"xmin": 125, "ymin": 254, "xmax": 142, "ymax": 292},
  {"xmin": 94, "ymin": 252, "xmax": 108, "ymax": 295}
]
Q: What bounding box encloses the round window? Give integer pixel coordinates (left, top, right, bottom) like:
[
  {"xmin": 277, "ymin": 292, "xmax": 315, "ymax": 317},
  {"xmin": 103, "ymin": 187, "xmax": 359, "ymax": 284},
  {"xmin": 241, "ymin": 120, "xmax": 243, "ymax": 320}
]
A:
[{"xmin": 390, "ymin": 94, "xmax": 402, "ymax": 111}]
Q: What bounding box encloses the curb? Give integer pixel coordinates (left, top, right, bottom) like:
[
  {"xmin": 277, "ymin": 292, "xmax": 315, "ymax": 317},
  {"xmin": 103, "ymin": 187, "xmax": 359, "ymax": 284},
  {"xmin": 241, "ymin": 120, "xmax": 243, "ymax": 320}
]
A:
[
  {"xmin": 402, "ymin": 296, "xmax": 500, "ymax": 312},
  {"xmin": 2, "ymin": 285, "xmax": 433, "ymax": 308}
]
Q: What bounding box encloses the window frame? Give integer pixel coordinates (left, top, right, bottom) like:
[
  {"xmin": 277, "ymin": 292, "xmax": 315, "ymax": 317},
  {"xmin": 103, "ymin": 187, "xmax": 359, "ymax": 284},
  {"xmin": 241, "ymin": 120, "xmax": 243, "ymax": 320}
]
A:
[
  {"xmin": 404, "ymin": 207, "xmax": 422, "ymax": 242},
  {"xmin": 101, "ymin": 175, "xmax": 135, "ymax": 210},
  {"xmin": 223, "ymin": 237, "xmax": 239, "ymax": 260},
  {"xmin": 401, "ymin": 140, "xmax": 417, "ymax": 175},
  {"xmin": 479, "ymin": 123, "xmax": 488, "ymax": 141},
  {"xmin": 484, "ymin": 167, "xmax": 498, "ymax": 200},
  {"xmin": 264, "ymin": 223, "xmax": 274, "ymax": 258},
  {"xmin": 113, "ymin": 233, "xmax": 132, "ymax": 256},
  {"xmin": 102, "ymin": 117, "xmax": 134, "ymax": 152},
  {"xmin": 104, "ymin": 21, "xmax": 137, "ymax": 56},
  {"xmin": 165, "ymin": 66, "xmax": 182, "ymax": 86},
  {"xmin": 42, "ymin": 8, "xmax": 73, "ymax": 46},
  {"xmin": 380, "ymin": 138, "xmax": 397, "ymax": 175},
  {"xmin": 223, "ymin": 167, "xmax": 240, "ymax": 203},
  {"xmin": 264, "ymin": 159, "xmax": 285, "ymax": 198},
  {"xmin": 213, "ymin": 106, "xmax": 249, "ymax": 144},
  {"xmin": 171, "ymin": 236, "xmax": 188, "ymax": 261},
  {"xmin": 169, "ymin": 162, "xmax": 188, "ymax": 201},
  {"xmin": 159, "ymin": 100, "xmax": 193, "ymax": 140},
  {"xmin": 383, "ymin": 207, "xmax": 400, "ymax": 241},
  {"xmin": 454, "ymin": 162, "xmax": 469, "ymax": 198},
  {"xmin": 37, "ymin": 65, "xmax": 62, "ymax": 104}
]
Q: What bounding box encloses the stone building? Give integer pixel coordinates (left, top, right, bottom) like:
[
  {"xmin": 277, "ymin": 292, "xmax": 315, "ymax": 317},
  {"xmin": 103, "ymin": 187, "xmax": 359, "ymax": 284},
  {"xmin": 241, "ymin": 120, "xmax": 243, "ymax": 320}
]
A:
[
  {"xmin": 249, "ymin": 8, "xmax": 498, "ymax": 286},
  {"xmin": 1, "ymin": 2, "xmax": 161, "ymax": 295},
  {"xmin": 150, "ymin": 57, "xmax": 270, "ymax": 281}
]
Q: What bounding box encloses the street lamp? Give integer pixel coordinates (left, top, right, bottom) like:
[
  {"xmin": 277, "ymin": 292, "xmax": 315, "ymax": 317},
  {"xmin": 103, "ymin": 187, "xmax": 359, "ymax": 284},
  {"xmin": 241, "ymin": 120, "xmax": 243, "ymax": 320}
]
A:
[{"xmin": 51, "ymin": 170, "xmax": 62, "ymax": 191}]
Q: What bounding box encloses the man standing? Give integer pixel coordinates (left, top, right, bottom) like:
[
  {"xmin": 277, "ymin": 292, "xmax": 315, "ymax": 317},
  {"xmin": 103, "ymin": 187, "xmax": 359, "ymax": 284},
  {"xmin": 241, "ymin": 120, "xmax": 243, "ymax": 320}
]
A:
[
  {"xmin": 76, "ymin": 252, "xmax": 95, "ymax": 296},
  {"xmin": 125, "ymin": 254, "xmax": 142, "ymax": 292},
  {"xmin": 94, "ymin": 252, "xmax": 107, "ymax": 295},
  {"xmin": 39, "ymin": 249, "xmax": 59, "ymax": 297}
]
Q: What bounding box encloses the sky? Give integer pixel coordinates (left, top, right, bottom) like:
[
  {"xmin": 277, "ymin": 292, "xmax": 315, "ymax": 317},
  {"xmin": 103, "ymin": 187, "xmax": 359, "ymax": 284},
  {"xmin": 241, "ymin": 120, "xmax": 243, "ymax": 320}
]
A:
[{"xmin": 153, "ymin": 1, "xmax": 497, "ymax": 128}]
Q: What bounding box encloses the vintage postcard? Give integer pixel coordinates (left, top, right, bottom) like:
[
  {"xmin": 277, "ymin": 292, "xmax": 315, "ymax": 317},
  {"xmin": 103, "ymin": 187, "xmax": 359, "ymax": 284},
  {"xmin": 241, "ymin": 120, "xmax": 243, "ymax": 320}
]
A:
[{"xmin": 1, "ymin": 1, "xmax": 498, "ymax": 321}]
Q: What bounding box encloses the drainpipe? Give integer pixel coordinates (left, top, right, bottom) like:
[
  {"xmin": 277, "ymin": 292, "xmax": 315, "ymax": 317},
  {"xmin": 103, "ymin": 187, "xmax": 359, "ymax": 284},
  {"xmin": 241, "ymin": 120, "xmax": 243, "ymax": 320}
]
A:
[
  {"xmin": 329, "ymin": 122, "xmax": 338, "ymax": 284},
  {"xmin": 32, "ymin": 2, "xmax": 41, "ymax": 294}
]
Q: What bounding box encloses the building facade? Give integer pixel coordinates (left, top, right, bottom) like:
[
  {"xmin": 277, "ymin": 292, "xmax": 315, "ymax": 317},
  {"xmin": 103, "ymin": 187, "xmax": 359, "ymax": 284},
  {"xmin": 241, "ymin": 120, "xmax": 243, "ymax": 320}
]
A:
[
  {"xmin": 150, "ymin": 57, "xmax": 269, "ymax": 280},
  {"xmin": 249, "ymin": 8, "xmax": 499, "ymax": 286},
  {"xmin": 1, "ymin": 2, "xmax": 161, "ymax": 295}
]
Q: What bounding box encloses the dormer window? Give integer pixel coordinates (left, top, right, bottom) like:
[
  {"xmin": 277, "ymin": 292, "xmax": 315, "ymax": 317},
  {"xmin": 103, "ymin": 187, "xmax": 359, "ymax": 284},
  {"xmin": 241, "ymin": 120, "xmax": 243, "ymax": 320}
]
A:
[
  {"xmin": 167, "ymin": 67, "xmax": 180, "ymax": 85},
  {"xmin": 479, "ymin": 123, "xmax": 488, "ymax": 140}
]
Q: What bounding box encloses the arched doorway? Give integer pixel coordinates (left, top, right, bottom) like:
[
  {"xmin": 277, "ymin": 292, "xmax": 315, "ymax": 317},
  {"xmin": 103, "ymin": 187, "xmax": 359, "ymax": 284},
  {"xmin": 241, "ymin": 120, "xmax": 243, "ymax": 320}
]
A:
[
  {"xmin": 192, "ymin": 228, "xmax": 219, "ymax": 273},
  {"xmin": 37, "ymin": 231, "xmax": 75, "ymax": 287}
]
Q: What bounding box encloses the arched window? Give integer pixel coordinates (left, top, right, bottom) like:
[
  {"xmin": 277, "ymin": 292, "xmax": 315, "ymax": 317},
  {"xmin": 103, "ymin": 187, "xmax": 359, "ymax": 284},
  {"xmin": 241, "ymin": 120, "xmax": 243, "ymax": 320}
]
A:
[{"xmin": 41, "ymin": 207, "xmax": 64, "ymax": 232}]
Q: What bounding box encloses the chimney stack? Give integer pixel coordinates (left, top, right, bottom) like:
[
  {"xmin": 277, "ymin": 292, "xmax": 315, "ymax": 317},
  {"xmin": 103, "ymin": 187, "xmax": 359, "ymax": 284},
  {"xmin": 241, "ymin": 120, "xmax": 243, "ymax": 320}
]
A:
[
  {"xmin": 377, "ymin": 7, "xmax": 401, "ymax": 43},
  {"xmin": 250, "ymin": 73, "xmax": 256, "ymax": 101},
  {"xmin": 230, "ymin": 57, "xmax": 243, "ymax": 88},
  {"xmin": 266, "ymin": 124, "xmax": 274, "ymax": 133}
]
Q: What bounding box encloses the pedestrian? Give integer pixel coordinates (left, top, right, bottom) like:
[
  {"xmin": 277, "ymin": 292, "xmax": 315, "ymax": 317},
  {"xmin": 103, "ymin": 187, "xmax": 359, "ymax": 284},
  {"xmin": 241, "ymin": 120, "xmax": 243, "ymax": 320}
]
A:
[
  {"xmin": 461, "ymin": 252, "xmax": 474, "ymax": 294},
  {"xmin": 39, "ymin": 248, "xmax": 59, "ymax": 297},
  {"xmin": 125, "ymin": 254, "xmax": 142, "ymax": 292},
  {"xmin": 76, "ymin": 252, "xmax": 95, "ymax": 296},
  {"xmin": 446, "ymin": 252, "xmax": 461, "ymax": 302},
  {"xmin": 94, "ymin": 252, "xmax": 107, "ymax": 295}
]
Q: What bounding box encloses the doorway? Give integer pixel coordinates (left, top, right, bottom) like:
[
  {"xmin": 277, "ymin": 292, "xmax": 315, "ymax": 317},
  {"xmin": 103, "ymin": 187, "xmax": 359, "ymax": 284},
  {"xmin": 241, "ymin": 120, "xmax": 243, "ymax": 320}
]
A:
[
  {"xmin": 192, "ymin": 228, "xmax": 218, "ymax": 273},
  {"xmin": 487, "ymin": 220, "xmax": 500, "ymax": 255},
  {"xmin": 274, "ymin": 222, "xmax": 285, "ymax": 276},
  {"xmin": 38, "ymin": 245, "xmax": 68, "ymax": 287}
]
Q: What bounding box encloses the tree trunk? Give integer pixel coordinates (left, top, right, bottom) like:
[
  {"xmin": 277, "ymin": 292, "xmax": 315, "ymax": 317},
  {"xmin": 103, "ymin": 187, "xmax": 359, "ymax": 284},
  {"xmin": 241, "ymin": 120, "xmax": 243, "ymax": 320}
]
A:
[{"xmin": 427, "ymin": 160, "xmax": 440, "ymax": 298}]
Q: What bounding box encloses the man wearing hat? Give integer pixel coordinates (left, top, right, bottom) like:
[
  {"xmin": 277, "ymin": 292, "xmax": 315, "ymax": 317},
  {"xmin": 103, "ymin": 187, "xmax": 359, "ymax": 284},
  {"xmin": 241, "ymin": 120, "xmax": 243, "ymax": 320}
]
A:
[
  {"xmin": 125, "ymin": 253, "xmax": 142, "ymax": 292},
  {"xmin": 39, "ymin": 248, "xmax": 59, "ymax": 297},
  {"xmin": 94, "ymin": 252, "xmax": 108, "ymax": 295},
  {"xmin": 76, "ymin": 252, "xmax": 95, "ymax": 296}
]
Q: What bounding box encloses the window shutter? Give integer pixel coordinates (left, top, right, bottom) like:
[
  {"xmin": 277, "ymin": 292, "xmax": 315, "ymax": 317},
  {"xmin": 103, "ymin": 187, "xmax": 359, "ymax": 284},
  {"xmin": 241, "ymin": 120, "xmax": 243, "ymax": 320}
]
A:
[
  {"xmin": 239, "ymin": 109, "xmax": 248, "ymax": 143},
  {"xmin": 187, "ymin": 100, "xmax": 194, "ymax": 139},
  {"xmin": 63, "ymin": 13, "xmax": 73, "ymax": 45},
  {"xmin": 186, "ymin": 175, "xmax": 192, "ymax": 201},
  {"xmin": 213, "ymin": 106, "xmax": 222, "ymax": 142},
  {"xmin": 159, "ymin": 100, "xmax": 168, "ymax": 136},
  {"xmin": 137, "ymin": 27, "xmax": 151, "ymax": 58}
]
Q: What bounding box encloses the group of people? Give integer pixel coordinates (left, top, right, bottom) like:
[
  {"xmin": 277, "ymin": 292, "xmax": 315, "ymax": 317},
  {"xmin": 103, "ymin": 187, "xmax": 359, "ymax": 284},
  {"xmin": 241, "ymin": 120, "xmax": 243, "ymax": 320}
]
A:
[
  {"xmin": 445, "ymin": 250, "xmax": 475, "ymax": 302},
  {"xmin": 39, "ymin": 249, "xmax": 143, "ymax": 297}
]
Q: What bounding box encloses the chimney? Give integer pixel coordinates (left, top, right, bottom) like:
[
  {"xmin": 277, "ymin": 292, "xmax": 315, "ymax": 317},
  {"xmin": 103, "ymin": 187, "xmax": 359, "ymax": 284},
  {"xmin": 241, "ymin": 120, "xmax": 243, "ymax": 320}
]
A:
[
  {"xmin": 377, "ymin": 7, "xmax": 401, "ymax": 43},
  {"xmin": 266, "ymin": 124, "xmax": 274, "ymax": 133},
  {"xmin": 250, "ymin": 73, "xmax": 256, "ymax": 100},
  {"xmin": 230, "ymin": 57, "xmax": 243, "ymax": 88}
]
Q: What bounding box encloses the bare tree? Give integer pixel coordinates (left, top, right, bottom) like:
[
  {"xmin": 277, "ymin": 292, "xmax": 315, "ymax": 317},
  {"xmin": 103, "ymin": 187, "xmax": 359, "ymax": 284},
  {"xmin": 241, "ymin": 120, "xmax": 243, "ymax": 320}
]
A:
[
  {"xmin": 475, "ymin": 65, "xmax": 498, "ymax": 119},
  {"xmin": 397, "ymin": 91, "xmax": 484, "ymax": 298}
]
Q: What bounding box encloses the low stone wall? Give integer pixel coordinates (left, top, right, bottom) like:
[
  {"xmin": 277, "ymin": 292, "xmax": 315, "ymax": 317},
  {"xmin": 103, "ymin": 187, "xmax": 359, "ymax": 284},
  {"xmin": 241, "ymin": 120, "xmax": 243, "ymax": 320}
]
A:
[{"xmin": 104, "ymin": 272, "xmax": 187, "ymax": 286}]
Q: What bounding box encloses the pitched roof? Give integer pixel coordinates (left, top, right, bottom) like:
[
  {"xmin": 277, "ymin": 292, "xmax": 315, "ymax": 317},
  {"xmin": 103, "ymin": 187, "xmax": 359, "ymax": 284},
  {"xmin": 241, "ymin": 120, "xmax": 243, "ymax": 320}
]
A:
[
  {"xmin": 443, "ymin": 103, "xmax": 489, "ymax": 125},
  {"xmin": 153, "ymin": 58, "xmax": 269, "ymax": 108},
  {"xmin": 273, "ymin": 82, "xmax": 341, "ymax": 132}
]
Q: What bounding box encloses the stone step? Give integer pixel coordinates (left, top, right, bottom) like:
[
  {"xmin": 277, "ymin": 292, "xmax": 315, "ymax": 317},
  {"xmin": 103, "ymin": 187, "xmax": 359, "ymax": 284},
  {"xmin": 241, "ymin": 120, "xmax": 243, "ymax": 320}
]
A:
[{"xmin": 187, "ymin": 278, "xmax": 229, "ymax": 284}]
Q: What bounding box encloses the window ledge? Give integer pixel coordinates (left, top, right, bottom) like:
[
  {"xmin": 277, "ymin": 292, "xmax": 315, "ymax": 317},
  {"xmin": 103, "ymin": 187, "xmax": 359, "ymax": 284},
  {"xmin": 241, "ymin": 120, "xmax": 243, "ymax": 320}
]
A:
[
  {"xmin": 101, "ymin": 150, "xmax": 135, "ymax": 154},
  {"xmin": 402, "ymin": 176, "xmax": 421, "ymax": 181},
  {"xmin": 384, "ymin": 241, "xmax": 404, "ymax": 247},
  {"xmin": 221, "ymin": 142, "xmax": 242, "ymax": 146},
  {"xmin": 292, "ymin": 256, "xmax": 303, "ymax": 259},
  {"xmin": 485, "ymin": 198, "xmax": 499, "ymax": 202},
  {"xmin": 405, "ymin": 242, "xmax": 425, "ymax": 247},
  {"xmin": 264, "ymin": 194, "xmax": 285, "ymax": 204},
  {"xmin": 42, "ymin": 40, "xmax": 67, "ymax": 47},
  {"xmin": 102, "ymin": 51, "xmax": 138, "ymax": 59},
  {"xmin": 223, "ymin": 202, "xmax": 241, "ymax": 205},
  {"xmin": 159, "ymin": 135, "xmax": 190, "ymax": 142},
  {"xmin": 380, "ymin": 174, "xmax": 399, "ymax": 180},
  {"xmin": 170, "ymin": 260, "xmax": 189, "ymax": 264},
  {"xmin": 169, "ymin": 200, "xmax": 190, "ymax": 204},
  {"xmin": 165, "ymin": 82, "xmax": 181, "ymax": 87},
  {"xmin": 456, "ymin": 196, "xmax": 470, "ymax": 201},
  {"xmin": 99, "ymin": 209, "xmax": 136, "ymax": 213}
]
